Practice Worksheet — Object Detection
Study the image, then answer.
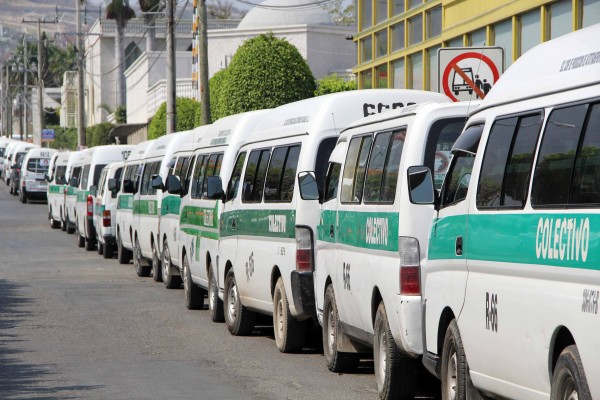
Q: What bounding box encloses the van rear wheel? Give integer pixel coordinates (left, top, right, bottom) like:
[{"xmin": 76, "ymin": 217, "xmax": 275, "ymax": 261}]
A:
[
  {"xmin": 134, "ymin": 237, "xmax": 151, "ymax": 277},
  {"xmin": 208, "ymin": 264, "xmax": 224, "ymax": 322},
  {"xmin": 151, "ymin": 243, "xmax": 162, "ymax": 282},
  {"xmin": 19, "ymin": 189, "xmax": 27, "ymax": 203},
  {"xmin": 183, "ymin": 256, "xmax": 204, "ymax": 309},
  {"xmin": 117, "ymin": 231, "xmax": 131, "ymax": 264},
  {"xmin": 374, "ymin": 302, "xmax": 418, "ymax": 400},
  {"xmin": 97, "ymin": 239, "xmax": 103, "ymax": 255},
  {"xmin": 322, "ymin": 285, "xmax": 360, "ymax": 372},
  {"xmin": 550, "ymin": 345, "xmax": 591, "ymax": 400},
  {"xmin": 61, "ymin": 213, "xmax": 67, "ymax": 231},
  {"xmin": 273, "ymin": 278, "xmax": 306, "ymax": 353},
  {"xmin": 50, "ymin": 210, "xmax": 60, "ymax": 229},
  {"xmin": 224, "ymin": 271, "xmax": 255, "ymax": 335},
  {"xmin": 76, "ymin": 225, "xmax": 85, "ymax": 248},
  {"xmin": 103, "ymin": 240, "xmax": 113, "ymax": 259}
]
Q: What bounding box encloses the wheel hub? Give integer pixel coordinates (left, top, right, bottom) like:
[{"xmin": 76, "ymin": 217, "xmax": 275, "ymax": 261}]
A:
[
  {"xmin": 227, "ymin": 284, "xmax": 237, "ymax": 322},
  {"xmin": 446, "ymin": 350, "xmax": 458, "ymax": 400}
]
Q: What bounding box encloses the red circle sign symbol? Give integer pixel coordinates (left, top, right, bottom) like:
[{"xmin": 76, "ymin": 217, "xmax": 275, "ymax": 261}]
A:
[{"xmin": 442, "ymin": 52, "xmax": 500, "ymax": 102}]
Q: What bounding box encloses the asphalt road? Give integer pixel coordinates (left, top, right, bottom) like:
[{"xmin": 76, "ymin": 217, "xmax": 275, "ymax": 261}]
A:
[{"xmin": 0, "ymin": 181, "xmax": 441, "ymax": 400}]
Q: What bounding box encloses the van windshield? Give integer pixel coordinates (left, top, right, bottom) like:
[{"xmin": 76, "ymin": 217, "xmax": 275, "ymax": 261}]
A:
[
  {"xmin": 27, "ymin": 158, "xmax": 50, "ymax": 173},
  {"xmin": 0, "ymin": 148, "xmax": 5, "ymax": 157}
]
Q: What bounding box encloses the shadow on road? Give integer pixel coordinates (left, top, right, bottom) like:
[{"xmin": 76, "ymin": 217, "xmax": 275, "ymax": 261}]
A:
[{"xmin": 0, "ymin": 279, "xmax": 103, "ymax": 399}]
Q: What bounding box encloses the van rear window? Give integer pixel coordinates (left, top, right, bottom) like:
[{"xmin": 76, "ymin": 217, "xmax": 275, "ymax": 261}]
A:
[{"xmin": 27, "ymin": 158, "xmax": 50, "ymax": 173}]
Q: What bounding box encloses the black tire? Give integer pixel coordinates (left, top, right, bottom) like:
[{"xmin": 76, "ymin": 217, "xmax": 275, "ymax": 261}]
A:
[
  {"xmin": 151, "ymin": 243, "xmax": 162, "ymax": 282},
  {"xmin": 208, "ymin": 264, "xmax": 224, "ymax": 322},
  {"xmin": 61, "ymin": 212, "xmax": 67, "ymax": 231},
  {"xmin": 134, "ymin": 237, "xmax": 151, "ymax": 277},
  {"xmin": 224, "ymin": 270, "xmax": 255, "ymax": 336},
  {"xmin": 49, "ymin": 210, "xmax": 60, "ymax": 229},
  {"xmin": 374, "ymin": 302, "xmax": 418, "ymax": 400},
  {"xmin": 441, "ymin": 319, "xmax": 479, "ymax": 400},
  {"xmin": 117, "ymin": 230, "xmax": 131, "ymax": 264},
  {"xmin": 550, "ymin": 345, "xmax": 591, "ymax": 400},
  {"xmin": 162, "ymin": 240, "xmax": 181, "ymax": 289},
  {"xmin": 103, "ymin": 240, "xmax": 113, "ymax": 259},
  {"xmin": 76, "ymin": 225, "xmax": 85, "ymax": 248},
  {"xmin": 66, "ymin": 214, "xmax": 75, "ymax": 234},
  {"xmin": 322, "ymin": 285, "xmax": 360, "ymax": 372},
  {"xmin": 19, "ymin": 189, "xmax": 27, "ymax": 203},
  {"xmin": 183, "ymin": 256, "xmax": 204, "ymax": 309},
  {"xmin": 85, "ymin": 228, "xmax": 96, "ymax": 251},
  {"xmin": 97, "ymin": 239, "xmax": 104, "ymax": 255},
  {"xmin": 273, "ymin": 278, "xmax": 306, "ymax": 353}
]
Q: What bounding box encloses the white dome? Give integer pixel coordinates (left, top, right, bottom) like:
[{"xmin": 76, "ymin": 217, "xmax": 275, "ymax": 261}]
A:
[{"xmin": 238, "ymin": 0, "xmax": 335, "ymax": 29}]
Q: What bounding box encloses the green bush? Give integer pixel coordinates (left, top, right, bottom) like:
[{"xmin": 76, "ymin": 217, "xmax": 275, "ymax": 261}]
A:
[
  {"xmin": 49, "ymin": 126, "xmax": 77, "ymax": 150},
  {"xmin": 221, "ymin": 33, "xmax": 316, "ymax": 116},
  {"xmin": 89, "ymin": 122, "xmax": 115, "ymax": 147},
  {"xmin": 315, "ymin": 74, "xmax": 357, "ymax": 96},
  {"xmin": 209, "ymin": 68, "xmax": 229, "ymax": 122},
  {"xmin": 148, "ymin": 97, "xmax": 201, "ymax": 139}
]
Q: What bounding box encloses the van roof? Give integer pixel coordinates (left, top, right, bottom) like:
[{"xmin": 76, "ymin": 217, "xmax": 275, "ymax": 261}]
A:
[
  {"xmin": 24, "ymin": 148, "xmax": 58, "ymax": 158},
  {"xmin": 194, "ymin": 110, "xmax": 270, "ymax": 150},
  {"xmin": 127, "ymin": 140, "xmax": 156, "ymax": 162},
  {"xmin": 244, "ymin": 89, "xmax": 450, "ymax": 144},
  {"xmin": 171, "ymin": 129, "xmax": 197, "ymax": 154},
  {"xmin": 476, "ymin": 23, "xmax": 600, "ymax": 112}
]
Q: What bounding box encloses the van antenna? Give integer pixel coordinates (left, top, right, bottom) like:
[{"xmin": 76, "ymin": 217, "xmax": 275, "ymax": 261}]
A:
[{"xmin": 331, "ymin": 113, "xmax": 339, "ymax": 135}]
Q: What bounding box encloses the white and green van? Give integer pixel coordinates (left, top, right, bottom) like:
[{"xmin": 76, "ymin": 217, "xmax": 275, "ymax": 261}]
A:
[
  {"xmin": 408, "ymin": 25, "xmax": 600, "ymax": 400},
  {"xmin": 0, "ymin": 138, "xmax": 17, "ymax": 180},
  {"xmin": 64, "ymin": 150, "xmax": 86, "ymax": 234},
  {"xmin": 116, "ymin": 140, "xmax": 155, "ymax": 265},
  {"xmin": 47, "ymin": 151, "xmax": 71, "ymax": 230},
  {"xmin": 18, "ymin": 147, "xmax": 57, "ymax": 203},
  {"xmin": 217, "ymin": 90, "xmax": 448, "ymax": 353},
  {"xmin": 92, "ymin": 161, "xmax": 125, "ymax": 259},
  {"xmin": 176, "ymin": 111, "xmax": 268, "ymax": 315}
]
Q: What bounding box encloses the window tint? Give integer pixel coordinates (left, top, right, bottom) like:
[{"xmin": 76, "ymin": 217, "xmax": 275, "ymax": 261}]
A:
[
  {"xmin": 324, "ymin": 162, "xmax": 342, "ymax": 202},
  {"xmin": 364, "ymin": 130, "xmax": 406, "ymax": 203},
  {"xmin": 93, "ymin": 164, "xmax": 107, "ymax": 187},
  {"xmin": 265, "ymin": 145, "xmax": 301, "ymax": 202},
  {"xmin": 182, "ymin": 156, "xmax": 195, "ymax": 196},
  {"xmin": 226, "ymin": 152, "xmax": 246, "ymax": 202},
  {"xmin": 532, "ymin": 105, "xmax": 587, "ymax": 206},
  {"xmin": 98, "ymin": 170, "xmax": 108, "ymax": 197},
  {"xmin": 81, "ymin": 165, "xmax": 90, "ymax": 189},
  {"xmin": 148, "ymin": 161, "xmax": 161, "ymax": 195},
  {"xmin": 113, "ymin": 167, "xmax": 123, "ymax": 198},
  {"xmin": 55, "ymin": 165, "xmax": 67, "ymax": 183},
  {"xmin": 202, "ymin": 153, "xmax": 223, "ymax": 198},
  {"xmin": 315, "ymin": 137, "xmax": 338, "ymax": 193},
  {"xmin": 341, "ymin": 136, "xmax": 373, "ymax": 203},
  {"xmin": 191, "ymin": 155, "xmax": 207, "ymax": 199},
  {"xmin": 424, "ymin": 118, "xmax": 465, "ymax": 189},
  {"xmin": 140, "ymin": 163, "xmax": 153, "ymax": 195},
  {"xmin": 27, "ymin": 158, "xmax": 50, "ymax": 173},
  {"xmin": 441, "ymin": 152, "xmax": 475, "ymax": 207},
  {"xmin": 242, "ymin": 149, "xmax": 271, "ymax": 203},
  {"xmin": 571, "ymin": 104, "xmax": 600, "ymax": 204},
  {"xmin": 133, "ymin": 164, "xmax": 143, "ymax": 193},
  {"xmin": 71, "ymin": 166, "xmax": 82, "ymax": 186}
]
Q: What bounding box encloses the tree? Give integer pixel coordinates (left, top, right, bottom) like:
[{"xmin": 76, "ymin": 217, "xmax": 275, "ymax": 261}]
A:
[
  {"xmin": 49, "ymin": 126, "xmax": 77, "ymax": 150},
  {"xmin": 314, "ymin": 74, "xmax": 356, "ymax": 96},
  {"xmin": 207, "ymin": 68, "xmax": 228, "ymax": 122},
  {"xmin": 88, "ymin": 122, "xmax": 116, "ymax": 147},
  {"xmin": 221, "ymin": 33, "xmax": 316, "ymax": 116},
  {"xmin": 320, "ymin": 0, "xmax": 355, "ymax": 25},
  {"xmin": 148, "ymin": 98, "xmax": 201, "ymax": 139},
  {"xmin": 138, "ymin": 0, "xmax": 164, "ymax": 51},
  {"xmin": 106, "ymin": 0, "xmax": 136, "ymax": 108},
  {"xmin": 44, "ymin": 107, "xmax": 60, "ymax": 126}
]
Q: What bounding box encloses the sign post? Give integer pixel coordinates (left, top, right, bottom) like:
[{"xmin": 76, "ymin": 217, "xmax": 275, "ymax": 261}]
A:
[
  {"xmin": 438, "ymin": 47, "xmax": 504, "ymax": 102},
  {"xmin": 41, "ymin": 128, "xmax": 55, "ymax": 143}
]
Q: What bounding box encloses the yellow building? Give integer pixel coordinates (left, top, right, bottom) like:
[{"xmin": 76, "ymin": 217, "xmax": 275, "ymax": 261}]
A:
[{"xmin": 354, "ymin": 0, "xmax": 600, "ymax": 90}]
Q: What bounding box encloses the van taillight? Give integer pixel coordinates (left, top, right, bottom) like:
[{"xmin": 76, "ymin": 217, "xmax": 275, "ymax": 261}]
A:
[
  {"xmin": 399, "ymin": 237, "xmax": 420, "ymax": 295},
  {"xmin": 295, "ymin": 227, "xmax": 314, "ymax": 272},
  {"xmin": 103, "ymin": 210, "xmax": 111, "ymax": 227},
  {"xmin": 87, "ymin": 195, "xmax": 94, "ymax": 217}
]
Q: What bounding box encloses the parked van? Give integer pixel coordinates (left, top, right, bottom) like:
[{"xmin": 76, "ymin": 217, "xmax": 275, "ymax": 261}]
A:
[
  {"xmin": 306, "ymin": 101, "xmax": 474, "ymax": 399},
  {"xmin": 73, "ymin": 145, "xmax": 133, "ymax": 250},
  {"xmin": 176, "ymin": 111, "xmax": 268, "ymax": 315},
  {"xmin": 7, "ymin": 142, "xmax": 38, "ymax": 189},
  {"xmin": 3, "ymin": 141, "xmax": 20, "ymax": 184},
  {"xmin": 217, "ymin": 90, "xmax": 449, "ymax": 353},
  {"xmin": 18, "ymin": 148, "xmax": 57, "ymax": 203},
  {"xmin": 0, "ymin": 138, "xmax": 17, "ymax": 179},
  {"xmin": 93, "ymin": 161, "xmax": 125, "ymax": 259},
  {"xmin": 116, "ymin": 140, "xmax": 155, "ymax": 264},
  {"xmin": 409, "ymin": 25, "xmax": 600, "ymax": 400},
  {"xmin": 47, "ymin": 151, "xmax": 70, "ymax": 229},
  {"xmin": 64, "ymin": 151, "xmax": 86, "ymax": 234}
]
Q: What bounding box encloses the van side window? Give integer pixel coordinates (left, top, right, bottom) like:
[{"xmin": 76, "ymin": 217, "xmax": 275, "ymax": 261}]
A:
[
  {"xmin": 202, "ymin": 153, "xmax": 223, "ymax": 198},
  {"xmin": 133, "ymin": 164, "xmax": 144, "ymax": 194},
  {"xmin": 441, "ymin": 152, "xmax": 475, "ymax": 207},
  {"xmin": 191, "ymin": 155, "xmax": 208, "ymax": 199},
  {"xmin": 315, "ymin": 137, "xmax": 338, "ymax": 193},
  {"xmin": 182, "ymin": 156, "xmax": 195, "ymax": 196},
  {"xmin": 98, "ymin": 170, "xmax": 107, "ymax": 197},
  {"xmin": 226, "ymin": 152, "xmax": 246, "ymax": 202},
  {"xmin": 571, "ymin": 104, "xmax": 600, "ymax": 204},
  {"xmin": 242, "ymin": 149, "xmax": 271, "ymax": 203},
  {"xmin": 365, "ymin": 130, "xmax": 406, "ymax": 203},
  {"xmin": 341, "ymin": 136, "xmax": 373, "ymax": 203},
  {"xmin": 324, "ymin": 163, "xmax": 341, "ymax": 202},
  {"xmin": 93, "ymin": 164, "xmax": 107, "ymax": 187},
  {"xmin": 140, "ymin": 163, "xmax": 153, "ymax": 195},
  {"xmin": 423, "ymin": 118, "xmax": 465, "ymax": 190},
  {"xmin": 265, "ymin": 145, "xmax": 301, "ymax": 202},
  {"xmin": 113, "ymin": 167, "xmax": 123, "ymax": 198},
  {"xmin": 477, "ymin": 113, "xmax": 542, "ymax": 209},
  {"xmin": 532, "ymin": 105, "xmax": 588, "ymax": 206},
  {"xmin": 148, "ymin": 161, "xmax": 161, "ymax": 195},
  {"xmin": 81, "ymin": 165, "xmax": 90, "ymax": 189}
]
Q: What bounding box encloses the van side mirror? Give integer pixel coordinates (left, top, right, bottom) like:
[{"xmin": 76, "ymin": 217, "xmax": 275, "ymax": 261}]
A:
[
  {"xmin": 165, "ymin": 175, "xmax": 182, "ymax": 195},
  {"xmin": 206, "ymin": 176, "xmax": 224, "ymax": 200},
  {"xmin": 69, "ymin": 177, "xmax": 78, "ymax": 187},
  {"xmin": 407, "ymin": 166, "xmax": 437, "ymax": 208},
  {"xmin": 298, "ymin": 171, "xmax": 321, "ymax": 202},
  {"xmin": 151, "ymin": 175, "xmax": 164, "ymax": 191},
  {"xmin": 122, "ymin": 179, "xmax": 134, "ymax": 194},
  {"xmin": 89, "ymin": 185, "xmax": 97, "ymax": 196},
  {"xmin": 108, "ymin": 178, "xmax": 117, "ymax": 191}
]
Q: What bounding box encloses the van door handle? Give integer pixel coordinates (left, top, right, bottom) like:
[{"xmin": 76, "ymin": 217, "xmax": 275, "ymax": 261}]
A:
[
  {"xmin": 329, "ymin": 225, "xmax": 335, "ymax": 238},
  {"xmin": 231, "ymin": 218, "xmax": 236, "ymax": 230},
  {"xmin": 456, "ymin": 236, "xmax": 463, "ymax": 256}
]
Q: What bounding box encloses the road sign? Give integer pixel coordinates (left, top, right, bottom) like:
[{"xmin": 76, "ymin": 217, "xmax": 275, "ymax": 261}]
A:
[
  {"xmin": 41, "ymin": 128, "xmax": 55, "ymax": 142},
  {"xmin": 438, "ymin": 47, "xmax": 504, "ymax": 102}
]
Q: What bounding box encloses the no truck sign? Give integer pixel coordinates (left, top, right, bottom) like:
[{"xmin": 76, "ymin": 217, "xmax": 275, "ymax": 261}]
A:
[{"xmin": 438, "ymin": 47, "xmax": 504, "ymax": 102}]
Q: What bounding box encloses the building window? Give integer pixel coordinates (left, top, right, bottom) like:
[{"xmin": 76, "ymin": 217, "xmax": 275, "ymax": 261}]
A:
[
  {"xmin": 376, "ymin": 29, "xmax": 388, "ymax": 58},
  {"xmin": 376, "ymin": 64, "xmax": 388, "ymax": 88},
  {"xmin": 469, "ymin": 28, "xmax": 486, "ymax": 46},
  {"xmin": 428, "ymin": 45, "xmax": 441, "ymax": 91},
  {"xmin": 426, "ymin": 5, "xmax": 442, "ymax": 38},
  {"xmin": 409, "ymin": 51, "xmax": 423, "ymax": 89},
  {"xmin": 446, "ymin": 36, "xmax": 463, "ymax": 47},
  {"xmin": 391, "ymin": 22, "xmax": 405, "ymax": 51},
  {"xmin": 549, "ymin": 0, "xmax": 572, "ymax": 39},
  {"xmin": 377, "ymin": 0, "xmax": 388, "ymax": 23},
  {"xmin": 361, "ymin": 69, "xmax": 373, "ymax": 89},
  {"xmin": 493, "ymin": 19, "xmax": 512, "ymax": 68},
  {"xmin": 408, "ymin": 0, "xmax": 421, "ymax": 10},
  {"xmin": 362, "ymin": 0, "xmax": 373, "ymax": 30},
  {"xmin": 520, "ymin": 9, "xmax": 540, "ymax": 56},
  {"xmin": 393, "ymin": 0, "xmax": 405, "ymax": 16},
  {"xmin": 361, "ymin": 36, "xmax": 373, "ymax": 62},
  {"xmin": 392, "ymin": 58, "xmax": 405, "ymax": 88},
  {"xmin": 408, "ymin": 14, "xmax": 423, "ymax": 45},
  {"xmin": 581, "ymin": 0, "xmax": 600, "ymax": 27}
]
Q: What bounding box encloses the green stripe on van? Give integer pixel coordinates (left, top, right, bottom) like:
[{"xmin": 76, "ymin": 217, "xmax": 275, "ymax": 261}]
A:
[
  {"xmin": 133, "ymin": 199, "xmax": 159, "ymax": 216},
  {"xmin": 161, "ymin": 195, "xmax": 182, "ymax": 216},
  {"xmin": 48, "ymin": 184, "xmax": 64, "ymax": 194},
  {"xmin": 117, "ymin": 194, "xmax": 133, "ymax": 210},
  {"xmin": 180, "ymin": 204, "xmax": 219, "ymax": 229},
  {"xmin": 220, "ymin": 209, "xmax": 296, "ymax": 239},
  {"xmin": 76, "ymin": 190, "xmax": 89, "ymax": 203},
  {"xmin": 66, "ymin": 186, "xmax": 78, "ymax": 196}
]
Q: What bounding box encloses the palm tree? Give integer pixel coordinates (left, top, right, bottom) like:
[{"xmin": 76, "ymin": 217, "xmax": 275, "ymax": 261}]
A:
[
  {"xmin": 106, "ymin": 0, "xmax": 136, "ymax": 108},
  {"xmin": 139, "ymin": 0, "xmax": 165, "ymax": 52}
]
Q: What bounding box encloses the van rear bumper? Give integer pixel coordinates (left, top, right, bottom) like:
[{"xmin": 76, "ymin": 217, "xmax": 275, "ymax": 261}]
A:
[
  {"xmin": 102, "ymin": 234, "xmax": 116, "ymax": 246},
  {"xmin": 290, "ymin": 271, "xmax": 316, "ymax": 320}
]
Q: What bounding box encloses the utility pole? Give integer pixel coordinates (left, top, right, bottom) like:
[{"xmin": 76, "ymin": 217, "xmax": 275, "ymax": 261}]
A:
[
  {"xmin": 166, "ymin": 0, "xmax": 176, "ymax": 134},
  {"xmin": 76, "ymin": 0, "xmax": 86, "ymax": 148},
  {"xmin": 23, "ymin": 36, "xmax": 28, "ymax": 141},
  {"xmin": 5, "ymin": 65, "xmax": 11, "ymax": 138},
  {"xmin": 198, "ymin": 0, "xmax": 210, "ymax": 124}
]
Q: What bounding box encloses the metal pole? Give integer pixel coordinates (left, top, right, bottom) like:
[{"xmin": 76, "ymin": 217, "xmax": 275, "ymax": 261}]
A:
[
  {"xmin": 23, "ymin": 36, "xmax": 28, "ymax": 141},
  {"xmin": 76, "ymin": 0, "xmax": 86, "ymax": 147},
  {"xmin": 1, "ymin": 64, "xmax": 4, "ymax": 137},
  {"xmin": 6, "ymin": 65, "xmax": 11, "ymax": 138},
  {"xmin": 198, "ymin": 0, "xmax": 210, "ymax": 125},
  {"xmin": 166, "ymin": 0, "xmax": 176, "ymax": 135},
  {"xmin": 38, "ymin": 19, "xmax": 45, "ymax": 146}
]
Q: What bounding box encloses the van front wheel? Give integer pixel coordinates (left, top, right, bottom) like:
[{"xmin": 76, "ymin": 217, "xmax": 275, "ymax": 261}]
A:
[
  {"xmin": 183, "ymin": 256, "xmax": 204, "ymax": 309},
  {"xmin": 152, "ymin": 243, "xmax": 162, "ymax": 282},
  {"xmin": 273, "ymin": 278, "xmax": 306, "ymax": 353},
  {"xmin": 550, "ymin": 345, "xmax": 591, "ymax": 400},
  {"xmin": 162, "ymin": 240, "xmax": 181, "ymax": 288},
  {"xmin": 208, "ymin": 264, "xmax": 224, "ymax": 322},
  {"xmin": 224, "ymin": 271, "xmax": 255, "ymax": 335},
  {"xmin": 134, "ymin": 237, "xmax": 151, "ymax": 277},
  {"xmin": 117, "ymin": 231, "xmax": 131, "ymax": 264},
  {"xmin": 322, "ymin": 285, "xmax": 359, "ymax": 372},
  {"xmin": 374, "ymin": 302, "xmax": 418, "ymax": 400}
]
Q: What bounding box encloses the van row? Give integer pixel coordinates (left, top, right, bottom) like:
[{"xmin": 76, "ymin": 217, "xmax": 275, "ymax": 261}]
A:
[{"xmin": 30, "ymin": 25, "xmax": 600, "ymax": 400}]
